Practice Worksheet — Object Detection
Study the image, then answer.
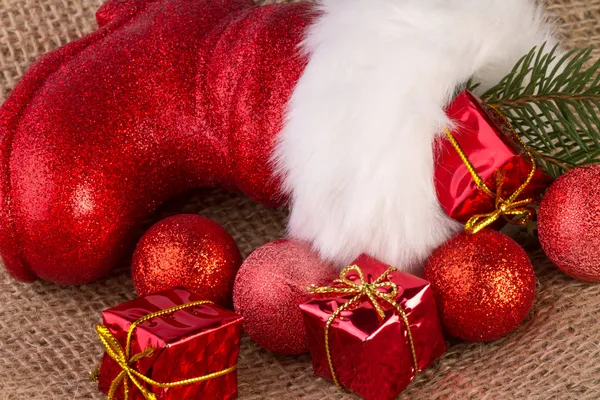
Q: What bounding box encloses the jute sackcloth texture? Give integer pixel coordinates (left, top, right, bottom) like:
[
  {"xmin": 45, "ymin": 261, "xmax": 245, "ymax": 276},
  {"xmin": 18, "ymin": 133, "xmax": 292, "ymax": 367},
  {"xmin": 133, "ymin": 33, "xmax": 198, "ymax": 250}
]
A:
[{"xmin": 1, "ymin": 0, "xmax": 599, "ymax": 399}]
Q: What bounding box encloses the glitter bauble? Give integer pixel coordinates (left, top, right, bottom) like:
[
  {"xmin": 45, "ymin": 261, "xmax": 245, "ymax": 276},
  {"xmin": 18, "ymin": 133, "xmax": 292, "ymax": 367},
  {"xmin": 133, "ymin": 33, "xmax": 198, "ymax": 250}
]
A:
[
  {"xmin": 132, "ymin": 214, "xmax": 242, "ymax": 307},
  {"xmin": 423, "ymin": 229, "xmax": 536, "ymax": 342},
  {"xmin": 538, "ymin": 165, "xmax": 600, "ymax": 282},
  {"xmin": 233, "ymin": 239, "xmax": 337, "ymax": 355}
]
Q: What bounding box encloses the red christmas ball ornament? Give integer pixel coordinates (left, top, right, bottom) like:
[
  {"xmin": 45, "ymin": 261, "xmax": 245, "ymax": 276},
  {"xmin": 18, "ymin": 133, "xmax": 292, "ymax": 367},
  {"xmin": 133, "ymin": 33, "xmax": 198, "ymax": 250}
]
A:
[
  {"xmin": 538, "ymin": 164, "xmax": 600, "ymax": 282},
  {"xmin": 132, "ymin": 214, "xmax": 242, "ymax": 307},
  {"xmin": 233, "ymin": 239, "xmax": 337, "ymax": 355},
  {"xmin": 423, "ymin": 229, "xmax": 536, "ymax": 342}
]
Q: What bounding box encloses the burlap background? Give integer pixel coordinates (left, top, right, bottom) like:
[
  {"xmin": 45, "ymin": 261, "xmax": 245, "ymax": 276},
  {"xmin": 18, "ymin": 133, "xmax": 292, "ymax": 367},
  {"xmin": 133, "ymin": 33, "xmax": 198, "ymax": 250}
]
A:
[{"xmin": 1, "ymin": 0, "xmax": 599, "ymax": 399}]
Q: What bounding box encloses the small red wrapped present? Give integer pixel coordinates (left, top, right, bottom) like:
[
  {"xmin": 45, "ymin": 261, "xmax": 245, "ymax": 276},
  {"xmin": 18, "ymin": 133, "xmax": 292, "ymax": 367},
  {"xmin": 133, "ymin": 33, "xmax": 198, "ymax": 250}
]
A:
[
  {"xmin": 300, "ymin": 255, "xmax": 446, "ymax": 400},
  {"xmin": 95, "ymin": 288, "xmax": 242, "ymax": 400},
  {"xmin": 435, "ymin": 90, "xmax": 552, "ymax": 229}
]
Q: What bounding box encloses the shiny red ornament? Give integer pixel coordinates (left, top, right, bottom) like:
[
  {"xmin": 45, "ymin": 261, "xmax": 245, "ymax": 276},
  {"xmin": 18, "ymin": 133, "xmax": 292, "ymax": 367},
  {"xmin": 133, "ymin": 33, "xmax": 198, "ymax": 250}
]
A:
[
  {"xmin": 538, "ymin": 165, "xmax": 600, "ymax": 282},
  {"xmin": 0, "ymin": 0, "xmax": 313, "ymax": 284},
  {"xmin": 132, "ymin": 214, "xmax": 241, "ymax": 307},
  {"xmin": 233, "ymin": 239, "xmax": 337, "ymax": 355},
  {"xmin": 423, "ymin": 229, "xmax": 536, "ymax": 342}
]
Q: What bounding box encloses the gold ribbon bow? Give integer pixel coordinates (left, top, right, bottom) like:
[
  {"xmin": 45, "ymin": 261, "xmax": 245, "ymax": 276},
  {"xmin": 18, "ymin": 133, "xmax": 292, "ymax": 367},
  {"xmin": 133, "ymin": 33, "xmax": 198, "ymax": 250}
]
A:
[
  {"xmin": 444, "ymin": 108, "xmax": 536, "ymax": 234},
  {"xmin": 308, "ymin": 265, "xmax": 418, "ymax": 389},
  {"xmin": 96, "ymin": 300, "xmax": 237, "ymax": 400}
]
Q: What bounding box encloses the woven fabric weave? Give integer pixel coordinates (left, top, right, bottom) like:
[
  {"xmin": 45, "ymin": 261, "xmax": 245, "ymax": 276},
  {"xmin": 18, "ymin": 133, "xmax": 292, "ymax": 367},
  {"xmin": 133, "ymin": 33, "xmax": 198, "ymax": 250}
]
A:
[{"xmin": 1, "ymin": 0, "xmax": 600, "ymax": 399}]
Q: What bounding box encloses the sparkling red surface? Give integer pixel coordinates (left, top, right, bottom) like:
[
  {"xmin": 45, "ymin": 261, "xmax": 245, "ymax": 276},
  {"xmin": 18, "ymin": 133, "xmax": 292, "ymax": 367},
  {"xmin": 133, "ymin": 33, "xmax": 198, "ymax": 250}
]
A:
[
  {"xmin": 538, "ymin": 164, "xmax": 600, "ymax": 282},
  {"xmin": 98, "ymin": 288, "xmax": 243, "ymax": 400},
  {"xmin": 0, "ymin": 0, "xmax": 314, "ymax": 284},
  {"xmin": 423, "ymin": 229, "xmax": 536, "ymax": 342},
  {"xmin": 436, "ymin": 91, "xmax": 552, "ymax": 222},
  {"xmin": 300, "ymin": 255, "xmax": 447, "ymax": 400},
  {"xmin": 232, "ymin": 239, "xmax": 338, "ymax": 355},
  {"xmin": 132, "ymin": 214, "xmax": 241, "ymax": 307}
]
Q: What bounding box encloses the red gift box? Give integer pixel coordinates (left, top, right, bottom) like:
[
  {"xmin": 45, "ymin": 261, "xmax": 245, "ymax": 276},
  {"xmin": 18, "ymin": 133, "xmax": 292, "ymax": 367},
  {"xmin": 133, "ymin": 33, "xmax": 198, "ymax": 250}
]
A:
[
  {"xmin": 435, "ymin": 90, "xmax": 552, "ymax": 224},
  {"xmin": 300, "ymin": 255, "xmax": 446, "ymax": 400},
  {"xmin": 96, "ymin": 288, "xmax": 242, "ymax": 400}
]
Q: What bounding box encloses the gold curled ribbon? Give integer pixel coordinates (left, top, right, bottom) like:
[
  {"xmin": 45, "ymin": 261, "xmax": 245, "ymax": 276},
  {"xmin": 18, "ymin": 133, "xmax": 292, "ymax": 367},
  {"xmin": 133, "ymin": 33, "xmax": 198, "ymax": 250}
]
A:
[
  {"xmin": 308, "ymin": 265, "xmax": 418, "ymax": 389},
  {"xmin": 96, "ymin": 300, "xmax": 237, "ymax": 400},
  {"xmin": 444, "ymin": 107, "xmax": 537, "ymax": 234}
]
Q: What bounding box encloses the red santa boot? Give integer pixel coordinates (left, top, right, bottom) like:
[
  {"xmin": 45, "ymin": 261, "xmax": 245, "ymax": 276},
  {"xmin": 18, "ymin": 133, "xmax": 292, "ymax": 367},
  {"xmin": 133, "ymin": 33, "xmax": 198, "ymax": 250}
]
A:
[
  {"xmin": 0, "ymin": 0, "xmax": 556, "ymax": 284},
  {"xmin": 0, "ymin": 0, "xmax": 313, "ymax": 284}
]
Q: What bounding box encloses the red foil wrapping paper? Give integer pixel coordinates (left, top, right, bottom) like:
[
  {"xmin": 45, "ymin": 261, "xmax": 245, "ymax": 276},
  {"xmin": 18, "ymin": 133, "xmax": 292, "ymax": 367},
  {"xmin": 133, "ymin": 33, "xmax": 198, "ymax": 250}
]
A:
[
  {"xmin": 435, "ymin": 90, "xmax": 552, "ymax": 223},
  {"xmin": 97, "ymin": 288, "xmax": 242, "ymax": 400},
  {"xmin": 300, "ymin": 255, "xmax": 447, "ymax": 400}
]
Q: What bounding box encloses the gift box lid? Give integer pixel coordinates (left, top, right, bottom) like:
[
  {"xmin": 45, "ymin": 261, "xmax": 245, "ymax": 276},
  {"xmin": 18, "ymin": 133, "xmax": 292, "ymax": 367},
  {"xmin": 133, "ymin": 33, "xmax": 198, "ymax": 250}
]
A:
[
  {"xmin": 100, "ymin": 288, "xmax": 242, "ymax": 381},
  {"xmin": 300, "ymin": 255, "xmax": 435, "ymax": 343}
]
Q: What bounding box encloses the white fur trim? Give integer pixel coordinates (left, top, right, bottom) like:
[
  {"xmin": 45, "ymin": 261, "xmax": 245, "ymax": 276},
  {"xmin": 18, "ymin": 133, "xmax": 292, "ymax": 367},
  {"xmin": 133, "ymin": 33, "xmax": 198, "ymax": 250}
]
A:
[{"xmin": 275, "ymin": 0, "xmax": 557, "ymax": 275}]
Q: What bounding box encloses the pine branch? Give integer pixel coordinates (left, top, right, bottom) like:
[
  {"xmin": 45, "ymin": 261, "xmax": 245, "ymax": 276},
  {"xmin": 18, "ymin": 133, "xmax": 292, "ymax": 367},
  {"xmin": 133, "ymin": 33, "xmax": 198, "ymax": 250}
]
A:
[{"xmin": 472, "ymin": 43, "xmax": 600, "ymax": 177}]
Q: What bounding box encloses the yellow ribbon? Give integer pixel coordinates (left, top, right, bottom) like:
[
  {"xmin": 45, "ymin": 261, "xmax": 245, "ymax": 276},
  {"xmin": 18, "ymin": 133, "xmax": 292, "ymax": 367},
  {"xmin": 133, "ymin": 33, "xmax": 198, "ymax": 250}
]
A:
[
  {"xmin": 96, "ymin": 300, "xmax": 237, "ymax": 400},
  {"xmin": 308, "ymin": 265, "xmax": 419, "ymax": 389},
  {"xmin": 444, "ymin": 108, "xmax": 537, "ymax": 234}
]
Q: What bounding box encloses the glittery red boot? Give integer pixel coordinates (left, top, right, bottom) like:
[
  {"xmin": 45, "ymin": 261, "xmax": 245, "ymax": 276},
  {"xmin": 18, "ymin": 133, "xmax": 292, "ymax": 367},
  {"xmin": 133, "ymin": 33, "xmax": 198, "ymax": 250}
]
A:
[
  {"xmin": 0, "ymin": 0, "xmax": 557, "ymax": 285},
  {"xmin": 0, "ymin": 0, "xmax": 313, "ymax": 284}
]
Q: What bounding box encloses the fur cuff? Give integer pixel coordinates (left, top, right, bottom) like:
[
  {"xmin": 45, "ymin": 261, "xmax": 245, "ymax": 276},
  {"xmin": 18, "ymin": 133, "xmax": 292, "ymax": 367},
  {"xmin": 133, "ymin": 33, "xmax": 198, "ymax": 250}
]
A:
[{"xmin": 275, "ymin": 0, "xmax": 557, "ymax": 274}]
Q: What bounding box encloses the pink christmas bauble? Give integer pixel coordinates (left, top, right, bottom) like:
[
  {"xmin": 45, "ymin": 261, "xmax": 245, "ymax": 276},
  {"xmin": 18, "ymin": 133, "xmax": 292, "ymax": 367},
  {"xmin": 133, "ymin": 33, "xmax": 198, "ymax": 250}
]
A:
[
  {"xmin": 538, "ymin": 164, "xmax": 600, "ymax": 282},
  {"xmin": 233, "ymin": 239, "xmax": 337, "ymax": 355},
  {"xmin": 132, "ymin": 214, "xmax": 242, "ymax": 306}
]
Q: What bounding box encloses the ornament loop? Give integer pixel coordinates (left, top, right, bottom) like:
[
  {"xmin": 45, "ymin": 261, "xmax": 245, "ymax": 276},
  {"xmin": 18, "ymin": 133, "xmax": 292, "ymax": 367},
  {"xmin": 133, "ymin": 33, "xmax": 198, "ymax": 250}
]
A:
[
  {"xmin": 444, "ymin": 107, "xmax": 537, "ymax": 234},
  {"xmin": 95, "ymin": 300, "xmax": 237, "ymax": 400},
  {"xmin": 308, "ymin": 265, "xmax": 418, "ymax": 390}
]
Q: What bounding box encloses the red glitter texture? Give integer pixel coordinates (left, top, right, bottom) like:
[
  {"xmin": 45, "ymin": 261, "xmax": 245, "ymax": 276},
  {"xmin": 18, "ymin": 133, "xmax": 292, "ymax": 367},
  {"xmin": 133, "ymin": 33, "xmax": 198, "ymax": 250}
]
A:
[
  {"xmin": 98, "ymin": 288, "xmax": 242, "ymax": 400},
  {"xmin": 538, "ymin": 164, "xmax": 600, "ymax": 282},
  {"xmin": 423, "ymin": 229, "xmax": 536, "ymax": 342},
  {"xmin": 132, "ymin": 214, "xmax": 241, "ymax": 307},
  {"xmin": 0, "ymin": 3, "xmax": 552, "ymax": 289},
  {"xmin": 0, "ymin": 0, "xmax": 314, "ymax": 284},
  {"xmin": 232, "ymin": 239, "xmax": 338, "ymax": 355}
]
